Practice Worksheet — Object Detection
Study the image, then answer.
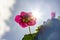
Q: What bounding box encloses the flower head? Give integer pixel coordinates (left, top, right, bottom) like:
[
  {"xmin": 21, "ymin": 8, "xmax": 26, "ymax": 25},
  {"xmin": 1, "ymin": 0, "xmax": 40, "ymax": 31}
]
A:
[
  {"xmin": 51, "ymin": 12, "xmax": 55, "ymax": 18},
  {"xmin": 15, "ymin": 12, "xmax": 36, "ymax": 28}
]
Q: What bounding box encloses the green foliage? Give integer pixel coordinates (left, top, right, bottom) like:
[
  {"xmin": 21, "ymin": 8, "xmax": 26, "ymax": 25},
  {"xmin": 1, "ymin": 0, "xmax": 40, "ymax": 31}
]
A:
[
  {"xmin": 22, "ymin": 33, "xmax": 37, "ymax": 40},
  {"xmin": 36, "ymin": 26, "xmax": 40, "ymax": 33},
  {"xmin": 22, "ymin": 26, "xmax": 41, "ymax": 40},
  {"xmin": 58, "ymin": 16, "xmax": 60, "ymax": 20}
]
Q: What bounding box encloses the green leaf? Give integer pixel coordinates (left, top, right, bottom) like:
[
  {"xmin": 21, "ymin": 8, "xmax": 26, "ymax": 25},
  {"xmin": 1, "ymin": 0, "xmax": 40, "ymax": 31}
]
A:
[{"xmin": 22, "ymin": 33, "xmax": 37, "ymax": 40}]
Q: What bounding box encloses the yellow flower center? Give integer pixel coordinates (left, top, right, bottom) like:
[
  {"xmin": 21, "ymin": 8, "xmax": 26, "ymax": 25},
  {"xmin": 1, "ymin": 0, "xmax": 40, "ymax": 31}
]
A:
[
  {"xmin": 23, "ymin": 18, "xmax": 29, "ymax": 22},
  {"xmin": 23, "ymin": 19, "xmax": 25, "ymax": 22},
  {"xmin": 22, "ymin": 15, "xmax": 33, "ymax": 22}
]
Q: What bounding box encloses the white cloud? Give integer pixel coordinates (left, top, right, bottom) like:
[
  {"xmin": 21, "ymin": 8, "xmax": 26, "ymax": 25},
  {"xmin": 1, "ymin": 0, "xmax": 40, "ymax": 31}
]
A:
[{"xmin": 0, "ymin": 0, "xmax": 15, "ymax": 39}]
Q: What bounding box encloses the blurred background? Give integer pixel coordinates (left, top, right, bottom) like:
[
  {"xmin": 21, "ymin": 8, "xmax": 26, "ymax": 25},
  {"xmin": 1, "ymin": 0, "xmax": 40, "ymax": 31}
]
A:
[{"xmin": 0, "ymin": 0, "xmax": 60, "ymax": 40}]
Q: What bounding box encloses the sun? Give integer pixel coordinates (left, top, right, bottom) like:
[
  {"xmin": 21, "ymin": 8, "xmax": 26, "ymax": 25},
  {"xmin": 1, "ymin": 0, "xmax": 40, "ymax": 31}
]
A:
[{"xmin": 31, "ymin": 9, "xmax": 43, "ymax": 20}]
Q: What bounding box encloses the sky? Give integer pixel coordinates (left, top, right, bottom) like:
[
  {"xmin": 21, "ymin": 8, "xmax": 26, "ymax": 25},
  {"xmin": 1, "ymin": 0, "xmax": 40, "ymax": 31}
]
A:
[{"xmin": 0, "ymin": 0, "xmax": 60, "ymax": 40}]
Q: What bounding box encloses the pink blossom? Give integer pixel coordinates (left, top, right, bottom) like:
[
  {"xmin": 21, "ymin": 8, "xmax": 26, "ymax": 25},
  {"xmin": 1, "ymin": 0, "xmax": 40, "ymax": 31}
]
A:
[
  {"xmin": 15, "ymin": 11, "xmax": 36, "ymax": 28},
  {"xmin": 51, "ymin": 12, "xmax": 55, "ymax": 18}
]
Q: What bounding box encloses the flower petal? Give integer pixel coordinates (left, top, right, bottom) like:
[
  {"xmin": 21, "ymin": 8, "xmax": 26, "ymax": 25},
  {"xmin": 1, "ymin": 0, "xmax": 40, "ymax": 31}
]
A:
[
  {"xmin": 27, "ymin": 20, "xmax": 36, "ymax": 26},
  {"xmin": 28, "ymin": 12, "xmax": 33, "ymax": 17},
  {"xmin": 20, "ymin": 12, "xmax": 27, "ymax": 16},
  {"xmin": 15, "ymin": 15, "xmax": 22, "ymax": 23},
  {"xmin": 19, "ymin": 22, "xmax": 28, "ymax": 28}
]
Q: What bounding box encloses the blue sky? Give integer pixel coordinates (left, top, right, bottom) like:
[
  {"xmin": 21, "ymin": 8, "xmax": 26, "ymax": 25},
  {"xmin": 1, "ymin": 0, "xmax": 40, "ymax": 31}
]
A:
[{"xmin": 3, "ymin": 0, "xmax": 60, "ymax": 40}]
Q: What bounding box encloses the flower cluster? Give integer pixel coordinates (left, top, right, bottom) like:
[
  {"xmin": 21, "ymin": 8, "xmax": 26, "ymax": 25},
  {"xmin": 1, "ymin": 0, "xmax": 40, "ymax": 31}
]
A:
[{"xmin": 15, "ymin": 12, "xmax": 36, "ymax": 28}]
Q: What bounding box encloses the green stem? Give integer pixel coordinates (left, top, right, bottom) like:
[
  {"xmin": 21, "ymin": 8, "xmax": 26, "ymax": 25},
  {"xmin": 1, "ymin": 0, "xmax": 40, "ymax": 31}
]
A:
[
  {"xmin": 28, "ymin": 27, "xmax": 34, "ymax": 40},
  {"xmin": 29, "ymin": 27, "xmax": 31, "ymax": 34}
]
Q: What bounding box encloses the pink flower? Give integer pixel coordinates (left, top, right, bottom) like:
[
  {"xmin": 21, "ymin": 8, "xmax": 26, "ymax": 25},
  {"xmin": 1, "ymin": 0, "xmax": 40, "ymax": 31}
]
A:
[
  {"xmin": 15, "ymin": 12, "xmax": 36, "ymax": 28},
  {"xmin": 51, "ymin": 12, "xmax": 55, "ymax": 18}
]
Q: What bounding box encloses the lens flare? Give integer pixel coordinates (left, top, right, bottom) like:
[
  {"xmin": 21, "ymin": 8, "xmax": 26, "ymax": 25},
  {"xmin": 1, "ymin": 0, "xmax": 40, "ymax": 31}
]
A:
[{"xmin": 31, "ymin": 10, "xmax": 43, "ymax": 20}]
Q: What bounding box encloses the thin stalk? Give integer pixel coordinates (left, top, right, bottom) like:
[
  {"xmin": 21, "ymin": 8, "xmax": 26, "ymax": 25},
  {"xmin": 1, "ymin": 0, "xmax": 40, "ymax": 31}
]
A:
[{"xmin": 28, "ymin": 27, "xmax": 34, "ymax": 40}]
